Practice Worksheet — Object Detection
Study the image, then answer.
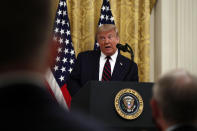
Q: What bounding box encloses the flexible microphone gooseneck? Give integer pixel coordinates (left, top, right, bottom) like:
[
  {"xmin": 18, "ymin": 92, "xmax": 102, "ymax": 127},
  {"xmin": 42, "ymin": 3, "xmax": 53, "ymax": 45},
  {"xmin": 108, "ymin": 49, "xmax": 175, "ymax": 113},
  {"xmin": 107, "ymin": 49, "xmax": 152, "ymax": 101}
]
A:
[{"xmin": 116, "ymin": 43, "xmax": 134, "ymax": 61}]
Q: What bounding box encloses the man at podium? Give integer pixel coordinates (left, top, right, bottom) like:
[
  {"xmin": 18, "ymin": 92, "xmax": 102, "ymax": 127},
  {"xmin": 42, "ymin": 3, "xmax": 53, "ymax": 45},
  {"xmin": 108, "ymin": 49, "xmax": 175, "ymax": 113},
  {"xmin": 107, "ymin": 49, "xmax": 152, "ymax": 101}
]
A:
[{"xmin": 68, "ymin": 24, "xmax": 138, "ymax": 96}]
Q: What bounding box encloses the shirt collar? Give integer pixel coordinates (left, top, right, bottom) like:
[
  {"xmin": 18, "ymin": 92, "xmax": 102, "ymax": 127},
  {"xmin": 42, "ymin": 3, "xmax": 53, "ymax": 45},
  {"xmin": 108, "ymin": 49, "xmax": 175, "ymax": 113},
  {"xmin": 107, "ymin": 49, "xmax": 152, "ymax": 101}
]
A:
[
  {"xmin": 166, "ymin": 124, "xmax": 179, "ymax": 131},
  {"xmin": 0, "ymin": 71, "xmax": 45, "ymax": 88},
  {"xmin": 100, "ymin": 49, "xmax": 118, "ymax": 62},
  {"xmin": 166, "ymin": 124, "xmax": 196, "ymax": 131}
]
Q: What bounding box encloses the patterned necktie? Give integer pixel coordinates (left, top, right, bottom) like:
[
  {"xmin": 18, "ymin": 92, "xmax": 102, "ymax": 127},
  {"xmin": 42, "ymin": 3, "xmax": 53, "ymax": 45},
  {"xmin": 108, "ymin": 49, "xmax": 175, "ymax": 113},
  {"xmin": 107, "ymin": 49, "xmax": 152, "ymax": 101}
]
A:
[{"xmin": 102, "ymin": 56, "xmax": 111, "ymax": 81}]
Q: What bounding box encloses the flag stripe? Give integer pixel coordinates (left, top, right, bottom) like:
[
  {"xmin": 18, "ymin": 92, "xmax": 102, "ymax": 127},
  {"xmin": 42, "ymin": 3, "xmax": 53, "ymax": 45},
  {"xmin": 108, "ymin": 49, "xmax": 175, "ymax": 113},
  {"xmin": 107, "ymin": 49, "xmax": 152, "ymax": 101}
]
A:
[
  {"xmin": 60, "ymin": 84, "xmax": 72, "ymax": 108},
  {"xmin": 46, "ymin": 70, "xmax": 68, "ymax": 109}
]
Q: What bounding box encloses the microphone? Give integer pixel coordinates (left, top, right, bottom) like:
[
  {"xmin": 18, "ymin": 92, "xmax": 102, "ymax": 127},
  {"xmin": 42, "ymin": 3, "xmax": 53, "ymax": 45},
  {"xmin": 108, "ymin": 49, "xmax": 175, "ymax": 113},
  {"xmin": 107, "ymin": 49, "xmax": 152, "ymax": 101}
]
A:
[
  {"xmin": 116, "ymin": 43, "xmax": 134, "ymax": 61},
  {"xmin": 116, "ymin": 43, "xmax": 128, "ymax": 52}
]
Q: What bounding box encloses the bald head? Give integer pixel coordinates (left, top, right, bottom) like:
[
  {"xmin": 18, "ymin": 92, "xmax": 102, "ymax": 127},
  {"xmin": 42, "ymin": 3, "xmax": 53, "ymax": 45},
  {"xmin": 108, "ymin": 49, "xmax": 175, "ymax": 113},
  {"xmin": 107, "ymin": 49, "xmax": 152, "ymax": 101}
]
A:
[{"xmin": 153, "ymin": 69, "xmax": 197, "ymax": 124}]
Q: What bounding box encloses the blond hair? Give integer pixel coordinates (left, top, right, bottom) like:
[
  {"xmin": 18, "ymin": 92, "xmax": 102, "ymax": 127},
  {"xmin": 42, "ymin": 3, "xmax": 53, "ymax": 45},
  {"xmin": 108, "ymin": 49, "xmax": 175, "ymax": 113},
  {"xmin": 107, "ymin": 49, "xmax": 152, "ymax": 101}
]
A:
[{"xmin": 96, "ymin": 24, "xmax": 119, "ymax": 40}]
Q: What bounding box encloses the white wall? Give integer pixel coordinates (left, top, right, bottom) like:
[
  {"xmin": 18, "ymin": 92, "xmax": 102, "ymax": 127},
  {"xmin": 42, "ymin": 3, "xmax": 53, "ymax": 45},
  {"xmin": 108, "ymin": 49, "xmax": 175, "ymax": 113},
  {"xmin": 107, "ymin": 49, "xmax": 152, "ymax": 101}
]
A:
[{"xmin": 151, "ymin": 0, "xmax": 197, "ymax": 81}]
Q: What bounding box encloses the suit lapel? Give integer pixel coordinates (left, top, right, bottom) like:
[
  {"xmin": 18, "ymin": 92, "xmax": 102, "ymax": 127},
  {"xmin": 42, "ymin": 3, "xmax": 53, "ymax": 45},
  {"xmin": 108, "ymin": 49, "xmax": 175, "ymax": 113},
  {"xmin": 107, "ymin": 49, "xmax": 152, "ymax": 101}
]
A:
[{"xmin": 111, "ymin": 53, "xmax": 128, "ymax": 81}]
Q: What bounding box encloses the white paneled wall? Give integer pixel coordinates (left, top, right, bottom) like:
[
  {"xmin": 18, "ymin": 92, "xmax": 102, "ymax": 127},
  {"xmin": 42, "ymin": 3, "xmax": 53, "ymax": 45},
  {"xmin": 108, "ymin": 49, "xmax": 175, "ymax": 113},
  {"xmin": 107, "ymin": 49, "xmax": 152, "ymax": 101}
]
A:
[{"xmin": 152, "ymin": 0, "xmax": 197, "ymax": 81}]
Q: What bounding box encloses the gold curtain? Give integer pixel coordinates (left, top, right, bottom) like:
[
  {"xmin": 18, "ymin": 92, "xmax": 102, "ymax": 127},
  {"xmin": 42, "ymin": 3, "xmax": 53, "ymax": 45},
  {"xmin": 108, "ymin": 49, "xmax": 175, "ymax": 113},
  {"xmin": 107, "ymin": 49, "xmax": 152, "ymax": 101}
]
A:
[{"xmin": 51, "ymin": 0, "xmax": 156, "ymax": 82}]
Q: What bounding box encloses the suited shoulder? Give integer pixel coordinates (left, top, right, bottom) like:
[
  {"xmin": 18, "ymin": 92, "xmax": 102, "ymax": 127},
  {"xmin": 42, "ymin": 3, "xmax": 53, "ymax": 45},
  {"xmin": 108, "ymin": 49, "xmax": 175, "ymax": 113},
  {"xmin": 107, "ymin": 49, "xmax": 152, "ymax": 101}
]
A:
[
  {"xmin": 119, "ymin": 54, "xmax": 136, "ymax": 64},
  {"xmin": 119, "ymin": 54, "xmax": 130, "ymax": 61}
]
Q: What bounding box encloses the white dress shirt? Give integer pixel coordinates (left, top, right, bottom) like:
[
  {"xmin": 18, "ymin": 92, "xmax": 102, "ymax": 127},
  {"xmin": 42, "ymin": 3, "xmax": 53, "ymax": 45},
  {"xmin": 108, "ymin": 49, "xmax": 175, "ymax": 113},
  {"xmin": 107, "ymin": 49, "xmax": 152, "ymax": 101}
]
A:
[{"xmin": 99, "ymin": 50, "xmax": 118, "ymax": 81}]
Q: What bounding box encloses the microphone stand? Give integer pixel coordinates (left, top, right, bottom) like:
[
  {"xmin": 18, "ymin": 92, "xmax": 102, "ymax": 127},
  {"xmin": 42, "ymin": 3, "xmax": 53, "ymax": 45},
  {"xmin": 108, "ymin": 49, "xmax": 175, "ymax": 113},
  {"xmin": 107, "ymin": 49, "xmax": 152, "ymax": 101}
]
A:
[
  {"xmin": 118, "ymin": 43, "xmax": 134, "ymax": 61},
  {"xmin": 125, "ymin": 44, "xmax": 134, "ymax": 61}
]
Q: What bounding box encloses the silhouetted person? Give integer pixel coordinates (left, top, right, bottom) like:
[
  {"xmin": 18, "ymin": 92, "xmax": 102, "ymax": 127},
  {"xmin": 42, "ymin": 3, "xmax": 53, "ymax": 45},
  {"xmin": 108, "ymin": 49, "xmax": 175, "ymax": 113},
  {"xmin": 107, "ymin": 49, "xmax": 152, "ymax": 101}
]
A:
[
  {"xmin": 0, "ymin": 0, "xmax": 107, "ymax": 130},
  {"xmin": 151, "ymin": 69, "xmax": 197, "ymax": 131}
]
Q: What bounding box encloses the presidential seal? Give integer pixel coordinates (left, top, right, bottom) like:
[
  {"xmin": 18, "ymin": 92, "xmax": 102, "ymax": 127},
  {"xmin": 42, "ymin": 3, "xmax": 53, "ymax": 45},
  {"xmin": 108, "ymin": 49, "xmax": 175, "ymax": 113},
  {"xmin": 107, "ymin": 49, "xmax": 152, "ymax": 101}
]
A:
[{"xmin": 114, "ymin": 88, "xmax": 144, "ymax": 120}]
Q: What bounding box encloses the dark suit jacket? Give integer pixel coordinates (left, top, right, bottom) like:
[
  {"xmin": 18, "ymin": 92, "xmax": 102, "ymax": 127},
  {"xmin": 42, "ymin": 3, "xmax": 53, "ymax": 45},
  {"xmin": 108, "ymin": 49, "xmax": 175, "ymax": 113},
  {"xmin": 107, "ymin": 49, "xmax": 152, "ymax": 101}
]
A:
[
  {"xmin": 68, "ymin": 50, "xmax": 138, "ymax": 96},
  {"xmin": 0, "ymin": 82, "xmax": 107, "ymax": 131}
]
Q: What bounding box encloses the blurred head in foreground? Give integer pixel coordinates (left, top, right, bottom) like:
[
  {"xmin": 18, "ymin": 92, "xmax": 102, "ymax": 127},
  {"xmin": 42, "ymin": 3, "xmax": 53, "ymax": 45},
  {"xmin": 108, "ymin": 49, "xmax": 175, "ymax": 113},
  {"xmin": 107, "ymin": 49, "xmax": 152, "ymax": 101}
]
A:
[
  {"xmin": 0, "ymin": 0, "xmax": 53, "ymax": 74},
  {"xmin": 151, "ymin": 69, "xmax": 197, "ymax": 131}
]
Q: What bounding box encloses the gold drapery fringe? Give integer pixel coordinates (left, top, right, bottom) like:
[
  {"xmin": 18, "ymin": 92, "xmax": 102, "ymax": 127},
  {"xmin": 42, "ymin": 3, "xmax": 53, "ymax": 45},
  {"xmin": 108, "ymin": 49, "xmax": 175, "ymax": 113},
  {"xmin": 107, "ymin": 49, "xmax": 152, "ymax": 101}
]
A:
[{"xmin": 51, "ymin": 0, "xmax": 156, "ymax": 82}]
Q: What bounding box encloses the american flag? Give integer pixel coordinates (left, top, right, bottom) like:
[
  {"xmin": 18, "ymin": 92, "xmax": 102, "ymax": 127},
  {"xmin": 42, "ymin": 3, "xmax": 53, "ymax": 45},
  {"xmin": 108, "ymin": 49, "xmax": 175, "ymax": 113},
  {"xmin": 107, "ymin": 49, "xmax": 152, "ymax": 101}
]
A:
[
  {"xmin": 46, "ymin": 0, "xmax": 76, "ymax": 110},
  {"xmin": 94, "ymin": 0, "xmax": 115, "ymax": 50}
]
